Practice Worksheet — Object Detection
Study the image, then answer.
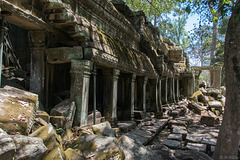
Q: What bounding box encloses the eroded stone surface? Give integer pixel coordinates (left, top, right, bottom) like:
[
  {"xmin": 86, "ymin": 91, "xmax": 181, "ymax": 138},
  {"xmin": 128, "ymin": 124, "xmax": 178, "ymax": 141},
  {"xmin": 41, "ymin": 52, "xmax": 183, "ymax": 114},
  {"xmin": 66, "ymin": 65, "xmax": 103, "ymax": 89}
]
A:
[
  {"xmin": 186, "ymin": 143, "xmax": 206, "ymax": 152},
  {"xmin": 30, "ymin": 124, "xmax": 66, "ymax": 159},
  {"xmin": 162, "ymin": 140, "xmax": 181, "ymax": 149},
  {"xmin": 0, "ymin": 128, "xmax": 16, "ymax": 160},
  {"xmin": 92, "ymin": 121, "xmax": 115, "ymax": 137},
  {"xmin": 0, "ymin": 86, "xmax": 38, "ymax": 135}
]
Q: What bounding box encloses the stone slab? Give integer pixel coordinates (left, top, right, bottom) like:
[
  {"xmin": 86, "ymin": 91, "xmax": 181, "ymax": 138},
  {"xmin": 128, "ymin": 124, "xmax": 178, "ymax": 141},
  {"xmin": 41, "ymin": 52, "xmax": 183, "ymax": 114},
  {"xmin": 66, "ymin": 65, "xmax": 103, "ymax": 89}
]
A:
[
  {"xmin": 167, "ymin": 134, "xmax": 182, "ymax": 141},
  {"xmin": 202, "ymin": 137, "xmax": 217, "ymax": 146},
  {"xmin": 162, "ymin": 140, "xmax": 181, "ymax": 149},
  {"xmin": 169, "ymin": 120, "xmax": 187, "ymax": 128},
  {"xmin": 172, "ymin": 126, "xmax": 188, "ymax": 135},
  {"xmin": 186, "ymin": 134, "xmax": 204, "ymax": 143},
  {"xmin": 186, "ymin": 143, "xmax": 206, "ymax": 152},
  {"xmin": 125, "ymin": 129, "xmax": 151, "ymax": 144}
]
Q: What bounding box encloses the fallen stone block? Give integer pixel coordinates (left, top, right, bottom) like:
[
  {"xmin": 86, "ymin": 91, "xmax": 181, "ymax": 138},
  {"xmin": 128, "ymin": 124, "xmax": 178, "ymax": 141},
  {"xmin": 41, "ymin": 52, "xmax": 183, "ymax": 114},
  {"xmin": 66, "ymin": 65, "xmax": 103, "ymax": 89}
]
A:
[
  {"xmin": 174, "ymin": 150, "xmax": 213, "ymax": 160},
  {"xmin": 190, "ymin": 90, "xmax": 203, "ymax": 102},
  {"xmin": 208, "ymin": 101, "xmax": 223, "ymax": 112},
  {"xmin": 118, "ymin": 121, "xmax": 136, "ymax": 133},
  {"xmin": 0, "ymin": 86, "xmax": 38, "ymax": 135},
  {"xmin": 92, "ymin": 121, "xmax": 115, "ymax": 137},
  {"xmin": 162, "ymin": 139, "xmax": 181, "ymax": 149},
  {"xmin": 87, "ymin": 110, "xmax": 102, "ymax": 125},
  {"xmin": 50, "ymin": 116, "xmax": 67, "ymax": 129},
  {"xmin": 118, "ymin": 135, "xmax": 153, "ymax": 160},
  {"xmin": 169, "ymin": 120, "xmax": 187, "ymax": 128},
  {"xmin": 10, "ymin": 135, "xmax": 47, "ymax": 160},
  {"xmin": 68, "ymin": 134, "xmax": 125, "ymax": 159},
  {"xmin": 125, "ymin": 129, "xmax": 152, "ymax": 145},
  {"xmin": 65, "ymin": 148, "xmax": 84, "ymax": 160},
  {"xmin": 0, "ymin": 128, "xmax": 16, "ymax": 160},
  {"xmin": 206, "ymin": 88, "xmax": 221, "ymax": 99},
  {"xmin": 30, "ymin": 124, "xmax": 66, "ymax": 160},
  {"xmin": 186, "ymin": 143, "xmax": 206, "ymax": 152},
  {"xmin": 200, "ymin": 116, "xmax": 215, "ymax": 127},
  {"xmin": 167, "ymin": 134, "xmax": 182, "ymax": 141},
  {"xmin": 172, "ymin": 126, "xmax": 188, "ymax": 135},
  {"xmin": 202, "ymin": 137, "xmax": 217, "ymax": 146},
  {"xmin": 50, "ymin": 99, "xmax": 76, "ymax": 129},
  {"xmin": 169, "ymin": 110, "xmax": 181, "ymax": 118},
  {"xmin": 186, "ymin": 134, "xmax": 203, "ymax": 143},
  {"xmin": 36, "ymin": 110, "xmax": 50, "ymax": 123},
  {"xmin": 188, "ymin": 101, "xmax": 207, "ymax": 115}
]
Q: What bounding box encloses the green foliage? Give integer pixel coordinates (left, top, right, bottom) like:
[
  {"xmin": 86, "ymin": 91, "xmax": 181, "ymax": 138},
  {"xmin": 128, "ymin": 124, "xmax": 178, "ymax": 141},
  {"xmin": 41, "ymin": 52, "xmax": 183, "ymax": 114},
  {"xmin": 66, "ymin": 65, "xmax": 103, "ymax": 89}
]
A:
[
  {"xmin": 125, "ymin": 0, "xmax": 190, "ymax": 48},
  {"xmin": 187, "ymin": 23, "xmax": 212, "ymax": 66}
]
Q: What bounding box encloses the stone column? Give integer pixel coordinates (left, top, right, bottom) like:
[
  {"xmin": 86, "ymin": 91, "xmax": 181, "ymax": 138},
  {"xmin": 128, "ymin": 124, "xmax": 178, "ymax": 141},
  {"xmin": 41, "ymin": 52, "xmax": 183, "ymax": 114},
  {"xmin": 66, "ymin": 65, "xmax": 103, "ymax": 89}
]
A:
[
  {"xmin": 169, "ymin": 77, "xmax": 173, "ymax": 103},
  {"xmin": 158, "ymin": 79, "xmax": 162, "ymax": 108},
  {"xmin": 131, "ymin": 73, "xmax": 136, "ymax": 120},
  {"xmin": 70, "ymin": 60, "xmax": 93, "ymax": 127},
  {"xmin": 155, "ymin": 79, "xmax": 160, "ymax": 112},
  {"xmin": 194, "ymin": 70, "xmax": 201, "ymax": 92},
  {"xmin": 212, "ymin": 64, "xmax": 223, "ymax": 89},
  {"xmin": 165, "ymin": 77, "xmax": 168, "ymax": 104},
  {"xmin": 103, "ymin": 68, "xmax": 120, "ymax": 127},
  {"xmin": 176, "ymin": 78, "xmax": 180, "ymax": 101},
  {"xmin": 173, "ymin": 77, "xmax": 175, "ymax": 102},
  {"xmin": 29, "ymin": 31, "xmax": 46, "ymax": 103},
  {"xmin": 143, "ymin": 77, "xmax": 148, "ymax": 112}
]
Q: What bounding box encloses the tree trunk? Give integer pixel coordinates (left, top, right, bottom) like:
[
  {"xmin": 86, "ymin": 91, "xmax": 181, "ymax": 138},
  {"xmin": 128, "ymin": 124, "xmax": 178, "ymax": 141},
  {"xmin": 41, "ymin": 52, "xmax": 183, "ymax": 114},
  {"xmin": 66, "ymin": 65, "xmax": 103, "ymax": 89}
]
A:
[
  {"xmin": 210, "ymin": 20, "xmax": 218, "ymax": 63},
  {"xmin": 213, "ymin": 8, "xmax": 240, "ymax": 160},
  {"xmin": 154, "ymin": 15, "xmax": 157, "ymax": 27}
]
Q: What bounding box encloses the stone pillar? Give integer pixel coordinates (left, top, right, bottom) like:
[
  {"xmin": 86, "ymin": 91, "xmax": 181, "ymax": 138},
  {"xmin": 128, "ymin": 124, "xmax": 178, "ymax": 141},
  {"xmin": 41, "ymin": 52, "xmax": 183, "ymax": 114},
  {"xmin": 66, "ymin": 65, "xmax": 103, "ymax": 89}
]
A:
[
  {"xmin": 165, "ymin": 77, "xmax": 168, "ymax": 104},
  {"xmin": 102, "ymin": 68, "xmax": 120, "ymax": 127},
  {"xmin": 143, "ymin": 77, "xmax": 148, "ymax": 112},
  {"xmin": 176, "ymin": 78, "xmax": 179, "ymax": 101},
  {"xmin": 173, "ymin": 77, "xmax": 175, "ymax": 102},
  {"xmin": 212, "ymin": 65, "xmax": 223, "ymax": 89},
  {"xmin": 131, "ymin": 73, "xmax": 136, "ymax": 120},
  {"xmin": 194, "ymin": 70, "xmax": 201, "ymax": 92},
  {"xmin": 158, "ymin": 79, "xmax": 162, "ymax": 108},
  {"xmin": 169, "ymin": 78, "xmax": 173, "ymax": 103},
  {"xmin": 29, "ymin": 31, "xmax": 46, "ymax": 103},
  {"xmin": 70, "ymin": 60, "xmax": 93, "ymax": 127},
  {"xmin": 155, "ymin": 79, "xmax": 160, "ymax": 112}
]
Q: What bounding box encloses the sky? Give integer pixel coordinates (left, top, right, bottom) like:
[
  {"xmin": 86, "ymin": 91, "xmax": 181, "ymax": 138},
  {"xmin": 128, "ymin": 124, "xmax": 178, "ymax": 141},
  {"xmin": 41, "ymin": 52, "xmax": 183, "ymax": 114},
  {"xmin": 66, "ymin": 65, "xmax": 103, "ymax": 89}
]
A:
[
  {"xmin": 185, "ymin": 14, "xmax": 200, "ymax": 32},
  {"xmin": 185, "ymin": 14, "xmax": 201, "ymax": 66}
]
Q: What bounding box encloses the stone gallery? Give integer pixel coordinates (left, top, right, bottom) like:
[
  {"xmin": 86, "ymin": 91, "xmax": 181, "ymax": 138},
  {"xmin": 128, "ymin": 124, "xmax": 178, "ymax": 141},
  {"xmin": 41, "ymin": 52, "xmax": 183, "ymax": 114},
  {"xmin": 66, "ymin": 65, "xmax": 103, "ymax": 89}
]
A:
[{"xmin": 0, "ymin": 1, "xmax": 226, "ymax": 159}]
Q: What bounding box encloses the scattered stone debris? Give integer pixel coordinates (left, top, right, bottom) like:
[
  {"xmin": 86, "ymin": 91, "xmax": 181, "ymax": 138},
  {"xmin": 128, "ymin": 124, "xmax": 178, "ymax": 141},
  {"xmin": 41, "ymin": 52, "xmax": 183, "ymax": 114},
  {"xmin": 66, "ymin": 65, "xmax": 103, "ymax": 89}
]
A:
[{"xmin": 0, "ymin": 86, "xmax": 235, "ymax": 160}]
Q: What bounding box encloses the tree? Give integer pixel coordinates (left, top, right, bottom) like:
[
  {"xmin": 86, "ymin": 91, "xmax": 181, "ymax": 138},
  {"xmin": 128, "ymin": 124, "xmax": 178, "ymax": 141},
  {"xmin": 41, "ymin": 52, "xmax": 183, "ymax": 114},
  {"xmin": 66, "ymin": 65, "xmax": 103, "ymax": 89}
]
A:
[
  {"xmin": 187, "ymin": 21, "xmax": 212, "ymax": 66},
  {"xmin": 125, "ymin": 0, "xmax": 190, "ymax": 50},
  {"xmin": 125, "ymin": 0, "xmax": 180, "ymax": 26},
  {"xmin": 212, "ymin": 1, "xmax": 240, "ymax": 159}
]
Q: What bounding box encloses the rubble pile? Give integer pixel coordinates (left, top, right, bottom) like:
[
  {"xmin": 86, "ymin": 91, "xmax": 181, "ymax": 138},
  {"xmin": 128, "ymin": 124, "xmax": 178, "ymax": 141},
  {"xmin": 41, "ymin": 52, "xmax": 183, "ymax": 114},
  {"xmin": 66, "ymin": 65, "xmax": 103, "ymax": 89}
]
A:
[
  {"xmin": 188, "ymin": 87, "xmax": 225, "ymax": 127},
  {"xmin": 0, "ymin": 86, "xmax": 238, "ymax": 160}
]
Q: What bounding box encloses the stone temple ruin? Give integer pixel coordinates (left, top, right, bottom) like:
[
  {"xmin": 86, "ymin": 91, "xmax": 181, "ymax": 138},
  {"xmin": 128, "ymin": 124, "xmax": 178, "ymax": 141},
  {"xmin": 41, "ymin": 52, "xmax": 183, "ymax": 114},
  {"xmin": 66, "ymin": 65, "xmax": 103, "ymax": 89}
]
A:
[
  {"xmin": 0, "ymin": 0, "xmax": 229, "ymax": 159},
  {"xmin": 0, "ymin": 0, "xmax": 223, "ymax": 128}
]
